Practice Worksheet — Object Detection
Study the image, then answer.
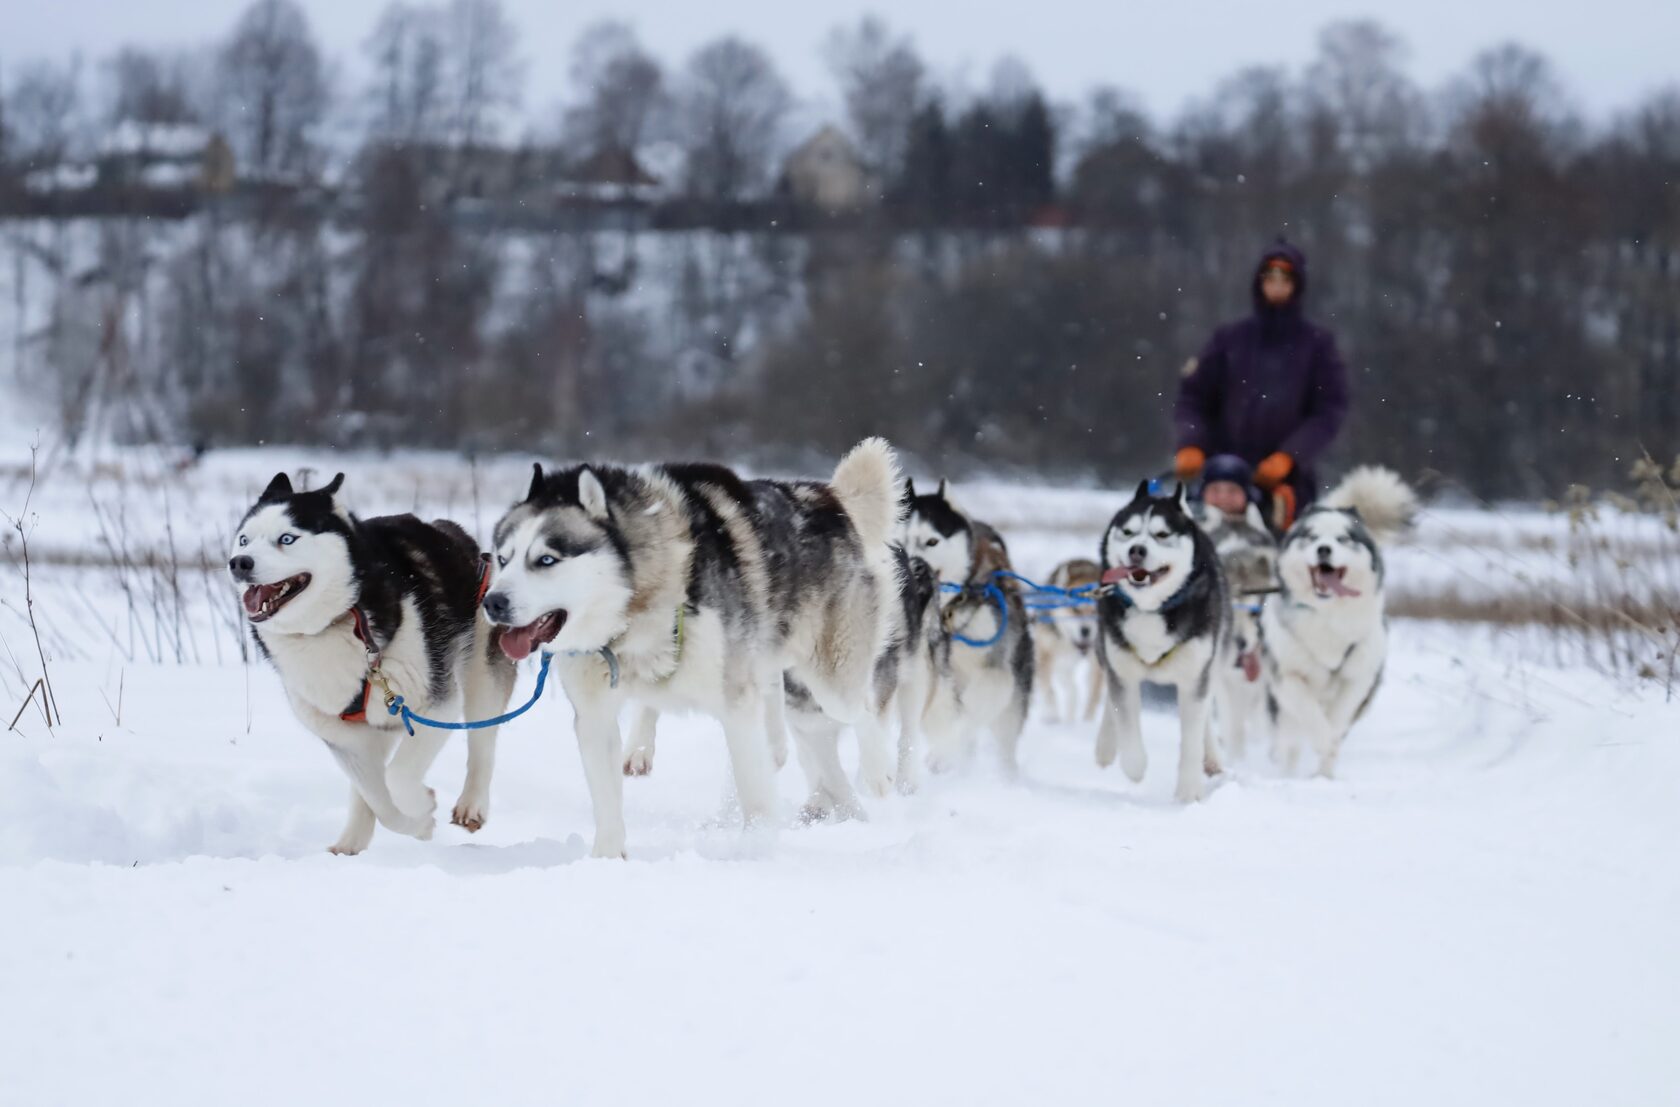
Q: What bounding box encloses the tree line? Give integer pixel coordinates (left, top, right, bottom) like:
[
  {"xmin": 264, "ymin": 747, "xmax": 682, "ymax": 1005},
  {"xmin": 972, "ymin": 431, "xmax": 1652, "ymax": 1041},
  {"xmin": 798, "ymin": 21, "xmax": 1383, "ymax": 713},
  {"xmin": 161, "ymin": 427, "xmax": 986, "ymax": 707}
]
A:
[{"xmin": 0, "ymin": 4, "xmax": 1676, "ymax": 499}]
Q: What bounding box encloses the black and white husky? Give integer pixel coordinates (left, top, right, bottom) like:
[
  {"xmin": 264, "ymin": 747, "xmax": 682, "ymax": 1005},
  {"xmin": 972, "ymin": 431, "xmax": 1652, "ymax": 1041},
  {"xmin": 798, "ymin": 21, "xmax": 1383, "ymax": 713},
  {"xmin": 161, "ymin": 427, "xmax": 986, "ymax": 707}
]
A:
[
  {"xmin": 1094, "ymin": 482, "xmax": 1229, "ymax": 802},
  {"xmin": 901, "ymin": 479, "xmax": 1034, "ymax": 779},
  {"xmin": 1198, "ymin": 502, "xmax": 1278, "ymax": 760},
  {"xmin": 1262, "ymin": 467, "xmax": 1416, "ymax": 777},
  {"xmin": 229, "ymin": 473, "xmax": 516, "ymax": 854},
  {"xmin": 481, "ymin": 440, "xmax": 906, "ymax": 858}
]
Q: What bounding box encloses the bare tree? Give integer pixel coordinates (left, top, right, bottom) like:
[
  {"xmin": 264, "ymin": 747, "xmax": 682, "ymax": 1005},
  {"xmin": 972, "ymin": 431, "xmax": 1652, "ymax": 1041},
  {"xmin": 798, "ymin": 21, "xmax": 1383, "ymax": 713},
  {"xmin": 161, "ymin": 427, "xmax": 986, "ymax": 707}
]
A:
[
  {"xmin": 365, "ymin": 3, "xmax": 448, "ymax": 142},
  {"xmin": 1303, "ymin": 20, "xmax": 1425, "ymax": 169},
  {"xmin": 216, "ymin": 0, "xmax": 328, "ymax": 180},
  {"xmin": 104, "ymin": 48, "xmax": 201, "ymax": 125},
  {"xmin": 443, "ymin": 0, "xmax": 521, "ymax": 149},
  {"xmin": 824, "ymin": 17, "xmax": 925, "ymax": 188},
  {"xmin": 678, "ymin": 36, "xmax": 792, "ymax": 204},
  {"xmin": 4, "ymin": 59, "xmax": 83, "ymax": 166},
  {"xmin": 562, "ymin": 21, "xmax": 668, "ymax": 159}
]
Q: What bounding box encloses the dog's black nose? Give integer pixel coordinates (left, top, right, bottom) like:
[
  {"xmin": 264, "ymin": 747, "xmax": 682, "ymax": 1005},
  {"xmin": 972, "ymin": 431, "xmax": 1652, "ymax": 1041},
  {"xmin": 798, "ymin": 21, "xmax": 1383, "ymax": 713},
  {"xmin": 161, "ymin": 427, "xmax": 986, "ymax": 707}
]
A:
[
  {"xmin": 1128, "ymin": 544, "xmax": 1148, "ymax": 564},
  {"xmin": 229, "ymin": 555, "xmax": 254, "ymax": 576},
  {"xmin": 482, "ymin": 591, "xmax": 511, "ymax": 623},
  {"xmin": 1316, "ymin": 544, "xmax": 1332, "ymax": 561}
]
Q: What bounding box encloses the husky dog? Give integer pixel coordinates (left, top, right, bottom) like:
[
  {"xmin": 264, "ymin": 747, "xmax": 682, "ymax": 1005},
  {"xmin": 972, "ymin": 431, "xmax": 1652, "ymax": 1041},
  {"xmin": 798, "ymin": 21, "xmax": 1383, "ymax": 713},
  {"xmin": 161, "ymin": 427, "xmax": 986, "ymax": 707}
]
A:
[
  {"xmin": 482, "ymin": 440, "xmax": 905, "ymax": 858},
  {"xmin": 900, "ymin": 479, "xmax": 1034, "ymax": 778},
  {"xmin": 229, "ymin": 473, "xmax": 516, "ymax": 854},
  {"xmin": 1094, "ymin": 481, "xmax": 1229, "ymax": 802},
  {"xmin": 1198, "ymin": 502, "xmax": 1278, "ymax": 759},
  {"xmin": 1262, "ymin": 467, "xmax": 1417, "ymax": 777},
  {"xmin": 1031, "ymin": 558, "xmax": 1105, "ymax": 724}
]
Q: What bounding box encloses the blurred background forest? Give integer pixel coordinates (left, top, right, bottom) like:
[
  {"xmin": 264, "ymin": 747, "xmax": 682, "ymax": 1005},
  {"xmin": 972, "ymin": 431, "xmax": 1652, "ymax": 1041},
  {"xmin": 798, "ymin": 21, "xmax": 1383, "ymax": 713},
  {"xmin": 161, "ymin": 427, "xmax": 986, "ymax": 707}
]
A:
[{"xmin": 1, "ymin": 0, "xmax": 1676, "ymax": 499}]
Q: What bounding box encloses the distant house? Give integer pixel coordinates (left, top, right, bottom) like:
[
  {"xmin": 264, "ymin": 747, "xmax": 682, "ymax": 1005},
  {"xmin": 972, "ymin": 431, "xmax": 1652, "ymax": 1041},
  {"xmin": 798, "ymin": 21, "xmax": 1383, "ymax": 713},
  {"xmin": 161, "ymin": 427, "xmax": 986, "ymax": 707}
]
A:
[
  {"xmin": 561, "ymin": 146, "xmax": 661, "ymax": 204},
  {"xmin": 781, "ymin": 126, "xmax": 871, "ymax": 213},
  {"xmin": 99, "ymin": 122, "xmax": 236, "ymax": 193}
]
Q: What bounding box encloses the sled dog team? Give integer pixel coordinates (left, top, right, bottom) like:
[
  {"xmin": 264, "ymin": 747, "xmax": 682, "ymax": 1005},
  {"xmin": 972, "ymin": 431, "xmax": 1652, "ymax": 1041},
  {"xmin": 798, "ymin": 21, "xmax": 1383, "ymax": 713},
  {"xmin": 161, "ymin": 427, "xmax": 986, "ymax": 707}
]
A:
[{"xmin": 229, "ymin": 440, "xmax": 1416, "ymax": 857}]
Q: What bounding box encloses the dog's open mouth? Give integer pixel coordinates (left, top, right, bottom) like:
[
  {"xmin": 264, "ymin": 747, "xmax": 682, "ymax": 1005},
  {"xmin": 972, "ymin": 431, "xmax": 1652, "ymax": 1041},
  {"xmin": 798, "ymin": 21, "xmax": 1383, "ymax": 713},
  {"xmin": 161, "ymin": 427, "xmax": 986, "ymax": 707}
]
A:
[
  {"xmin": 494, "ymin": 610, "xmax": 567, "ymax": 661},
  {"xmin": 242, "ymin": 573, "xmax": 311, "ymax": 622},
  {"xmin": 1102, "ymin": 565, "xmax": 1171, "ymax": 588},
  {"xmin": 1310, "ymin": 564, "xmax": 1361, "ymax": 599}
]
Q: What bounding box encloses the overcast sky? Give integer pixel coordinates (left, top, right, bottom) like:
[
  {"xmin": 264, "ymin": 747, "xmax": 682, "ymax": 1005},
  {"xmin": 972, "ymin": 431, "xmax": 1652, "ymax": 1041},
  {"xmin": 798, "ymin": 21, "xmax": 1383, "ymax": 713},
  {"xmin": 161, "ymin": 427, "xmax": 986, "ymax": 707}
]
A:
[{"xmin": 3, "ymin": 0, "xmax": 1673, "ymax": 127}]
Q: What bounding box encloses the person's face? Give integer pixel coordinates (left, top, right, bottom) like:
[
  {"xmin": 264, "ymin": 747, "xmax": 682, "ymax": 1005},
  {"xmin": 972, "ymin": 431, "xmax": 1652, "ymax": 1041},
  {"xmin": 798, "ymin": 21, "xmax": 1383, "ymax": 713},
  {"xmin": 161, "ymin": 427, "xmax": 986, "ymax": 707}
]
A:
[
  {"xmin": 1204, "ymin": 480, "xmax": 1248, "ymax": 516},
  {"xmin": 1261, "ymin": 266, "xmax": 1295, "ymax": 306}
]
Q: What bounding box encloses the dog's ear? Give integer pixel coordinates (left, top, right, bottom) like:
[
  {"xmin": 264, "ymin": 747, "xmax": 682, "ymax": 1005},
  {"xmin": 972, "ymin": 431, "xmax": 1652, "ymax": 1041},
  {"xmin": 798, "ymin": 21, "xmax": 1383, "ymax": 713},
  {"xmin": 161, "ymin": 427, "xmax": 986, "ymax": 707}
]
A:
[
  {"xmin": 577, "ymin": 467, "xmax": 609, "ymax": 521},
  {"xmin": 525, "ymin": 463, "xmax": 544, "ymax": 503},
  {"xmin": 902, "ymin": 477, "xmax": 916, "ymax": 504},
  {"xmin": 1173, "ymin": 482, "xmax": 1187, "ymax": 509},
  {"xmin": 320, "ymin": 472, "xmax": 344, "ymax": 497},
  {"xmin": 259, "ymin": 472, "xmax": 293, "ymax": 502},
  {"xmin": 1131, "ymin": 478, "xmax": 1151, "ymax": 504},
  {"xmin": 936, "ymin": 478, "xmax": 959, "ymax": 511}
]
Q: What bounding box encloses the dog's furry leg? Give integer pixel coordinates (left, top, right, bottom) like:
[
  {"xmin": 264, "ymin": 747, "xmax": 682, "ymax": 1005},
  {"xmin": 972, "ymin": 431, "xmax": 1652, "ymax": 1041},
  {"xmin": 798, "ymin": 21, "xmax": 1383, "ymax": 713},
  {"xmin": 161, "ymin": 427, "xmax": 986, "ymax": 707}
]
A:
[
  {"xmin": 1096, "ymin": 667, "xmax": 1146, "ymax": 782},
  {"xmin": 330, "ymin": 786, "xmax": 378, "ymax": 855},
  {"xmin": 1082, "ymin": 657, "xmax": 1104, "ymax": 722},
  {"xmin": 564, "ymin": 662, "xmax": 627, "ymax": 858},
  {"xmin": 993, "ymin": 682, "xmax": 1029, "ymax": 778},
  {"xmin": 789, "ymin": 712, "xmax": 862, "ymax": 822},
  {"xmin": 894, "ymin": 659, "xmax": 928, "ymax": 794},
  {"xmin": 1177, "ymin": 665, "xmax": 1215, "ymax": 802},
  {"xmin": 762, "ymin": 671, "xmax": 790, "ymax": 771},
  {"xmin": 623, "ymin": 705, "xmax": 659, "ymax": 777},
  {"xmin": 387, "ymin": 727, "xmax": 450, "ymax": 823},
  {"xmin": 1269, "ymin": 672, "xmax": 1332, "ymax": 778},
  {"xmin": 324, "ymin": 730, "xmax": 436, "ymax": 840},
  {"xmin": 721, "ymin": 687, "xmax": 778, "ymax": 827},
  {"xmin": 454, "ymin": 649, "xmax": 514, "ymax": 831}
]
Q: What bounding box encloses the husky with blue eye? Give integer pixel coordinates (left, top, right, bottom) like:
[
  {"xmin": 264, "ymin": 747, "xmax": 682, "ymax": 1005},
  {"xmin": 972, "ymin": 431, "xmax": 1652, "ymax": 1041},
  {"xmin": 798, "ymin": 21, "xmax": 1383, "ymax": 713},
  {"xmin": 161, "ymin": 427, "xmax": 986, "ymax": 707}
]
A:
[
  {"xmin": 229, "ymin": 473, "xmax": 516, "ymax": 855},
  {"xmin": 481, "ymin": 439, "xmax": 907, "ymax": 858},
  {"xmin": 900, "ymin": 478, "xmax": 1035, "ymax": 780},
  {"xmin": 1262, "ymin": 467, "xmax": 1417, "ymax": 777},
  {"xmin": 1094, "ymin": 481, "xmax": 1230, "ymax": 802}
]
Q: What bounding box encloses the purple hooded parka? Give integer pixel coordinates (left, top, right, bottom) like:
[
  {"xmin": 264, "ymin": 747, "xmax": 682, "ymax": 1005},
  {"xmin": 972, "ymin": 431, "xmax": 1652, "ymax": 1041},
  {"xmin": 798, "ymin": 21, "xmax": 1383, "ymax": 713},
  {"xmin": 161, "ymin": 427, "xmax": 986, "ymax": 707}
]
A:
[{"xmin": 1174, "ymin": 241, "xmax": 1350, "ymax": 501}]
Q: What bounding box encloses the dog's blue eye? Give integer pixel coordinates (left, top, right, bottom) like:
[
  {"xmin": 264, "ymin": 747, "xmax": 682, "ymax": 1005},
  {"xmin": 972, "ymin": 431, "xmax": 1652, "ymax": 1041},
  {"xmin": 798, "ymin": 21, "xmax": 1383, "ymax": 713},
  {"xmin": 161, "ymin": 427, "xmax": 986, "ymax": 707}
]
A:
[
  {"xmin": 238, "ymin": 535, "xmax": 249, "ymax": 547},
  {"xmin": 279, "ymin": 534, "xmax": 296, "ymax": 546},
  {"xmin": 497, "ymin": 554, "xmax": 509, "ymax": 569},
  {"xmin": 537, "ymin": 554, "xmax": 558, "ymax": 568}
]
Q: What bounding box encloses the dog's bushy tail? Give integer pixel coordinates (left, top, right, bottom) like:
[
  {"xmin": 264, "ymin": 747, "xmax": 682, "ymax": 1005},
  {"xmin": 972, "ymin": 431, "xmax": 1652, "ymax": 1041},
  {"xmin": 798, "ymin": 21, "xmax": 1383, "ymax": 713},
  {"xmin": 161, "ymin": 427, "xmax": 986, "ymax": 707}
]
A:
[
  {"xmin": 1324, "ymin": 466, "xmax": 1419, "ymax": 543},
  {"xmin": 832, "ymin": 437, "xmax": 903, "ymax": 549}
]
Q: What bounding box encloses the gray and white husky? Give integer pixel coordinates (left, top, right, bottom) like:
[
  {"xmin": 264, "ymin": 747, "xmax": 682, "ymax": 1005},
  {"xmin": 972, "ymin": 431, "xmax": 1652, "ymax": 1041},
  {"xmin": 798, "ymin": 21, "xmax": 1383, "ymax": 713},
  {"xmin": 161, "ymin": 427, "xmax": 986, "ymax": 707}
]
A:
[
  {"xmin": 1262, "ymin": 467, "xmax": 1417, "ymax": 777},
  {"xmin": 1094, "ymin": 481, "xmax": 1229, "ymax": 802},
  {"xmin": 1031, "ymin": 558, "xmax": 1105, "ymax": 724},
  {"xmin": 481, "ymin": 440, "xmax": 906, "ymax": 858},
  {"xmin": 229, "ymin": 473, "xmax": 516, "ymax": 854},
  {"xmin": 901, "ymin": 479, "xmax": 1035, "ymax": 779},
  {"xmin": 1198, "ymin": 502, "xmax": 1277, "ymax": 760}
]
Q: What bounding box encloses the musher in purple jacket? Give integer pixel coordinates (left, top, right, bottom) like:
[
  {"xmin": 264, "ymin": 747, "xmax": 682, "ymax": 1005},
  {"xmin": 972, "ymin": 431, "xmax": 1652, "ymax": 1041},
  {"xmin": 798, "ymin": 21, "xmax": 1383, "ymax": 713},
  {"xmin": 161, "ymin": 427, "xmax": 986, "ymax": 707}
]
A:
[{"xmin": 1173, "ymin": 240, "xmax": 1350, "ymax": 528}]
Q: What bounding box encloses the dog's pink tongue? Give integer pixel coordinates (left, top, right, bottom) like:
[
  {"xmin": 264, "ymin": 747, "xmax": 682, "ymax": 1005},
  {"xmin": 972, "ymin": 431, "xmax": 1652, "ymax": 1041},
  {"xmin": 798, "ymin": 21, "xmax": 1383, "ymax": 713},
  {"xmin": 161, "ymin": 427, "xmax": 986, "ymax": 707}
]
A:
[
  {"xmin": 498, "ymin": 624, "xmax": 538, "ymax": 661},
  {"xmin": 242, "ymin": 584, "xmax": 276, "ymax": 616},
  {"xmin": 1313, "ymin": 568, "xmax": 1361, "ymax": 598}
]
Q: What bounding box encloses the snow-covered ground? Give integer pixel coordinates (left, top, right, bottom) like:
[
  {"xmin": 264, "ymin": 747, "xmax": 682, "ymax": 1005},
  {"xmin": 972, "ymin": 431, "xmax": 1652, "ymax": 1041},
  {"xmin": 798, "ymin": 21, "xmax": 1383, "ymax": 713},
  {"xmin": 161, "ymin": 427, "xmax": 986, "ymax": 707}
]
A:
[{"xmin": 1, "ymin": 444, "xmax": 1676, "ymax": 1104}]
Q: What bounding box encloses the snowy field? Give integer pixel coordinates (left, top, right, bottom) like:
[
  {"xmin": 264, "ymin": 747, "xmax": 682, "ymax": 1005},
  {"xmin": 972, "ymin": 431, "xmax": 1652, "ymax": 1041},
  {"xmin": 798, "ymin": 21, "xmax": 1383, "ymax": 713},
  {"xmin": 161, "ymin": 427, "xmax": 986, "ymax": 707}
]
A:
[{"xmin": 2, "ymin": 446, "xmax": 1677, "ymax": 1105}]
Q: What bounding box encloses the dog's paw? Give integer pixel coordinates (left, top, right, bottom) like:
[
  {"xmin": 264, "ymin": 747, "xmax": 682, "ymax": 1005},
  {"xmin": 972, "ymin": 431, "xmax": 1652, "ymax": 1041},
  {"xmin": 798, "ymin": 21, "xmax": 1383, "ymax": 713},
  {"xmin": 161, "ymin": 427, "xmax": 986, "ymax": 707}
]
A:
[
  {"xmin": 589, "ymin": 837, "xmax": 628, "ymax": 860},
  {"xmin": 858, "ymin": 767, "xmax": 894, "ymax": 800},
  {"xmin": 327, "ymin": 840, "xmax": 367, "ymax": 857},
  {"xmin": 799, "ymin": 791, "xmax": 866, "ymax": 825},
  {"xmin": 451, "ymin": 794, "xmax": 488, "ymax": 833},
  {"xmin": 623, "ymin": 745, "xmax": 654, "ymax": 776},
  {"xmin": 1119, "ymin": 742, "xmax": 1147, "ymax": 783},
  {"xmin": 1174, "ymin": 773, "xmax": 1206, "ymax": 804}
]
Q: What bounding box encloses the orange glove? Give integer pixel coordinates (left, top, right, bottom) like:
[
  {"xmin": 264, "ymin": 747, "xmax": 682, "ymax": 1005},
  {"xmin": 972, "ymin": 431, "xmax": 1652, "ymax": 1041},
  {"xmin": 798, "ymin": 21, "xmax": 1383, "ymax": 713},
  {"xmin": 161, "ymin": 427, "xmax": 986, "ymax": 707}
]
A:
[
  {"xmin": 1255, "ymin": 452, "xmax": 1294, "ymax": 491},
  {"xmin": 1270, "ymin": 484, "xmax": 1298, "ymax": 530},
  {"xmin": 1174, "ymin": 447, "xmax": 1206, "ymax": 481}
]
